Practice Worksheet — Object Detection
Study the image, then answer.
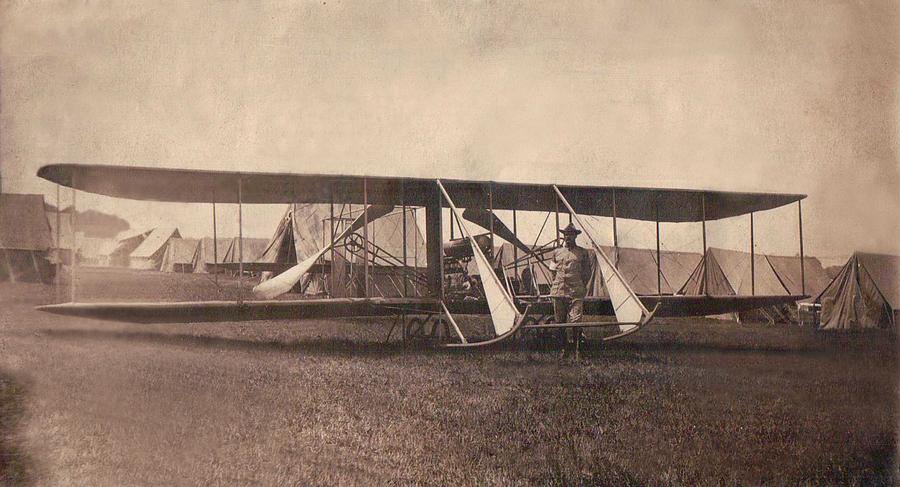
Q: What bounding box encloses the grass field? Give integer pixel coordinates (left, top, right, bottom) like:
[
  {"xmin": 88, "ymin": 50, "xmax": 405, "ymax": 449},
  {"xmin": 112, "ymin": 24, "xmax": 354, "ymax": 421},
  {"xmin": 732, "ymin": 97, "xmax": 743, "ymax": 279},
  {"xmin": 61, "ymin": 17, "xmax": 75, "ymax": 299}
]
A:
[{"xmin": 0, "ymin": 268, "xmax": 897, "ymax": 485}]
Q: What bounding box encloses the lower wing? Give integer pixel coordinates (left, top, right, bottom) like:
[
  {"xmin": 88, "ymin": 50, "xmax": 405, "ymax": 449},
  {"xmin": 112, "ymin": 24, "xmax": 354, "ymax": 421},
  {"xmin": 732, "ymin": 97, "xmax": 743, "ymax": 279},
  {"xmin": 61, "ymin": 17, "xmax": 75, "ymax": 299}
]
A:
[{"xmin": 35, "ymin": 295, "xmax": 804, "ymax": 324}]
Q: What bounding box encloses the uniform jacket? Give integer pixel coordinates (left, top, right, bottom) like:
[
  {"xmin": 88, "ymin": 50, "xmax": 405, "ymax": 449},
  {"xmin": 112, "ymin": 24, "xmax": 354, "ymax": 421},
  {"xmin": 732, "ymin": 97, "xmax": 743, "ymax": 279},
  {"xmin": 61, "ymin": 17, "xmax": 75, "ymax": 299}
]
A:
[{"xmin": 549, "ymin": 245, "xmax": 593, "ymax": 298}]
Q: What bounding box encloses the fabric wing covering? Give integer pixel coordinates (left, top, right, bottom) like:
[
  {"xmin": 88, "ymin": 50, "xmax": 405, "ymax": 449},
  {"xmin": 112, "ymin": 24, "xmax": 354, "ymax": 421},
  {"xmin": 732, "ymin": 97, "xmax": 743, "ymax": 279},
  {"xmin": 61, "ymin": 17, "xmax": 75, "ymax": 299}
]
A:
[
  {"xmin": 591, "ymin": 245, "xmax": 646, "ymax": 328},
  {"xmin": 38, "ymin": 163, "xmax": 806, "ymax": 223},
  {"xmin": 449, "ymin": 206, "xmax": 518, "ymax": 335},
  {"xmin": 815, "ymin": 253, "xmax": 898, "ymax": 330}
]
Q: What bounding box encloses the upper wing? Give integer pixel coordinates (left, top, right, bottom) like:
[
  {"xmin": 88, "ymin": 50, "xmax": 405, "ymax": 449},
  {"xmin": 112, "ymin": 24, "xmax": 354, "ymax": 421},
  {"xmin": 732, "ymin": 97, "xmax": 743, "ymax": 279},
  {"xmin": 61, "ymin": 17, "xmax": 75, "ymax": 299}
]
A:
[{"xmin": 37, "ymin": 164, "xmax": 804, "ymax": 223}]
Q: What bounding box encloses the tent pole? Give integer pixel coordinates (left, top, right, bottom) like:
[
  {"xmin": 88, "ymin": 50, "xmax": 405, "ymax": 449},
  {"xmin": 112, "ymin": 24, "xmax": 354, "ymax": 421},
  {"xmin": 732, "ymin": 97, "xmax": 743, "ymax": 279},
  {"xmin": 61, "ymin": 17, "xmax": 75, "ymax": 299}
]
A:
[
  {"xmin": 798, "ymin": 200, "xmax": 805, "ymax": 295},
  {"xmin": 238, "ymin": 178, "xmax": 243, "ymax": 304},
  {"xmin": 701, "ymin": 193, "xmax": 707, "ymax": 296},
  {"xmin": 655, "ymin": 201, "xmax": 661, "ymax": 295},
  {"xmin": 750, "ymin": 212, "xmax": 755, "ymax": 296},
  {"xmin": 363, "ymin": 178, "xmax": 369, "ymax": 298},
  {"xmin": 401, "ymin": 182, "xmax": 408, "ymax": 298}
]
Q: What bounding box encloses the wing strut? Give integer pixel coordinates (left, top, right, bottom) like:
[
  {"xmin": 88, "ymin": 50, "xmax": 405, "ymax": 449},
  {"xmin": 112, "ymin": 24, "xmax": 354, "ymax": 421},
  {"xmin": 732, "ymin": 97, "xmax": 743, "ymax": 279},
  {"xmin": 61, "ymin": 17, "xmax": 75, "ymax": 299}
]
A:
[
  {"xmin": 553, "ymin": 185, "xmax": 653, "ymax": 336},
  {"xmin": 436, "ymin": 180, "xmax": 520, "ymax": 336},
  {"xmin": 252, "ymin": 204, "xmax": 394, "ymax": 299}
]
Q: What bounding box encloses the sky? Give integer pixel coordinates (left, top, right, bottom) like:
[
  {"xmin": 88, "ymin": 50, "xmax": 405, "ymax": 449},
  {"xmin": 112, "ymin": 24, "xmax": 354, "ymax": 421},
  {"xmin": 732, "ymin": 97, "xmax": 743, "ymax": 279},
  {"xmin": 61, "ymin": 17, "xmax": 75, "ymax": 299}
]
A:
[{"xmin": 1, "ymin": 1, "xmax": 897, "ymax": 263}]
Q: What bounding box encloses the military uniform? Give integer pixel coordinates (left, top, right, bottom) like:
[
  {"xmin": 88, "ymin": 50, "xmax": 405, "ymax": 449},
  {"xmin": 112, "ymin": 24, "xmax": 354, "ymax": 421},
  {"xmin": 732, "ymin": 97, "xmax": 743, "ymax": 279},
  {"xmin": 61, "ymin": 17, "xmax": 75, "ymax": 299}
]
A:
[{"xmin": 549, "ymin": 241, "xmax": 592, "ymax": 323}]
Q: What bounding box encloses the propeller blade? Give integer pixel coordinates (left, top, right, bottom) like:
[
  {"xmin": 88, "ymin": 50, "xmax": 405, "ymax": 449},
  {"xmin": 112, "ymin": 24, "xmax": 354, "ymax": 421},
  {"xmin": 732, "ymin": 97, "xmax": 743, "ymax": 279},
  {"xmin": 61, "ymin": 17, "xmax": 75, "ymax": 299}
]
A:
[{"xmin": 461, "ymin": 208, "xmax": 532, "ymax": 254}]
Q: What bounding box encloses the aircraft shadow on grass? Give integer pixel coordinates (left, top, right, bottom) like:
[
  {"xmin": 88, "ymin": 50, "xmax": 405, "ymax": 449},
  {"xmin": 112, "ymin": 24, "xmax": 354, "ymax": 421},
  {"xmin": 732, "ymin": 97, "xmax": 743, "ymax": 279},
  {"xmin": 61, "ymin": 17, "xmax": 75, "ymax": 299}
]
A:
[
  {"xmin": 38, "ymin": 328, "xmax": 428, "ymax": 358},
  {"xmin": 34, "ymin": 327, "xmax": 845, "ymax": 359}
]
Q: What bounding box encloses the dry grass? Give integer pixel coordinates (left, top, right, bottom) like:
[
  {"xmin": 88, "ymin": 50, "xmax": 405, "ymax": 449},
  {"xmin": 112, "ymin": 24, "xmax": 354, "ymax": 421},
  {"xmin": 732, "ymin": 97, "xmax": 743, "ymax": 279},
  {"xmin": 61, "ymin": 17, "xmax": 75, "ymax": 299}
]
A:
[
  {"xmin": 0, "ymin": 268, "xmax": 896, "ymax": 485},
  {"xmin": 0, "ymin": 371, "xmax": 32, "ymax": 485}
]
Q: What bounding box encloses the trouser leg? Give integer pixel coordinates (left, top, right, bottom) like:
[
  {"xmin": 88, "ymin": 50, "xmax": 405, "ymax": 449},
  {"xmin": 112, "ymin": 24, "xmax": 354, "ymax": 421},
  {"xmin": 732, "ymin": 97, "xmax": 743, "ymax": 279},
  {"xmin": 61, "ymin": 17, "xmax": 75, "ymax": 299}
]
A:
[
  {"xmin": 552, "ymin": 297, "xmax": 569, "ymax": 348},
  {"xmin": 569, "ymin": 298, "xmax": 584, "ymax": 347}
]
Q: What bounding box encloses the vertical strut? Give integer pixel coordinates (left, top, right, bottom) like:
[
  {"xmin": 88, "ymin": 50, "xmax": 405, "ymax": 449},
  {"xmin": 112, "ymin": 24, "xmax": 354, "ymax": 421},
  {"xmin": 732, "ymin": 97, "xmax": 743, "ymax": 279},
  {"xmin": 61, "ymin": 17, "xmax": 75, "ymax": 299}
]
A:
[
  {"xmin": 423, "ymin": 185, "xmax": 444, "ymax": 299},
  {"xmin": 655, "ymin": 201, "xmax": 661, "ymax": 295},
  {"xmin": 612, "ymin": 189, "xmax": 618, "ymax": 249},
  {"xmin": 401, "ymin": 182, "xmax": 408, "ymax": 298},
  {"xmin": 750, "ymin": 212, "xmax": 755, "ymax": 296},
  {"xmin": 512, "ymin": 208, "xmax": 518, "ymax": 287},
  {"xmin": 414, "ymin": 208, "xmax": 419, "ymax": 280},
  {"xmin": 488, "ymin": 182, "xmax": 495, "ymax": 254},
  {"xmin": 212, "ymin": 194, "xmax": 218, "ymax": 291},
  {"xmin": 55, "ymin": 185, "xmax": 61, "ymax": 299},
  {"xmin": 701, "ymin": 193, "xmax": 707, "ymax": 295},
  {"xmin": 363, "ymin": 178, "xmax": 369, "ymax": 298},
  {"xmin": 238, "ymin": 178, "xmax": 244, "ymax": 304},
  {"xmin": 798, "ymin": 200, "xmax": 805, "ymax": 295},
  {"xmin": 70, "ymin": 179, "xmax": 76, "ymax": 302},
  {"xmin": 330, "ymin": 190, "xmax": 336, "ymax": 297},
  {"xmin": 449, "ymin": 206, "xmax": 454, "ymax": 240},
  {"xmin": 554, "ymin": 196, "xmax": 560, "ymax": 242}
]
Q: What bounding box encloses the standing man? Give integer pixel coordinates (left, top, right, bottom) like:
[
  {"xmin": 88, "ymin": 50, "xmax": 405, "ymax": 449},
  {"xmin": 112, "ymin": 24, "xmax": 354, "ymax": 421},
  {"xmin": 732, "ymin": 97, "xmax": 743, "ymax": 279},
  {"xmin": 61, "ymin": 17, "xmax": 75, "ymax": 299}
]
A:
[{"xmin": 549, "ymin": 223, "xmax": 593, "ymax": 351}]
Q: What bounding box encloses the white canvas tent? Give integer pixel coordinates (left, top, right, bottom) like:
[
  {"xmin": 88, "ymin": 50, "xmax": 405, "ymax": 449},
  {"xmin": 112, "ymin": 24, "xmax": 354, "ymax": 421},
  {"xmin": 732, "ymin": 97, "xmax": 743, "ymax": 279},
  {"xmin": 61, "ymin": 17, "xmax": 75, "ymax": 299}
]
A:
[
  {"xmin": 129, "ymin": 227, "xmax": 181, "ymax": 270},
  {"xmin": 765, "ymin": 255, "xmax": 832, "ymax": 301},
  {"xmin": 815, "ymin": 253, "xmax": 898, "ymax": 330},
  {"xmin": 161, "ymin": 238, "xmax": 200, "ymax": 273},
  {"xmin": 109, "ymin": 228, "xmax": 152, "ymax": 267},
  {"xmin": 222, "ymin": 237, "xmax": 269, "ymax": 266},
  {"xmin": 191, "ymin": 237, "xmax": 231, "ymax": 273}
]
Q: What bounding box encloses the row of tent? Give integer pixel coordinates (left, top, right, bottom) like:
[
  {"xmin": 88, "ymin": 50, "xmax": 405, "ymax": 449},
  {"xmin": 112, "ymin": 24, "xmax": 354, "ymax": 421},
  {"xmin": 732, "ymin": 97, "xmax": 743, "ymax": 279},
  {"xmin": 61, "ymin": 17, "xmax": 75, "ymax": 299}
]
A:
[
  {"xmin": 98, "ymin": 203, "xmax": 426, "ymax": 277},
  {"xmin": 107, "ymin": 227, "xmax": 270, "ymax": 273},
  {"xmin": 494, "ymin": 243, "xmax": 896, "ymax": 328},
  {"xmin": 494, "ymin": 244, "xmax": 831, "ymax": 299}
]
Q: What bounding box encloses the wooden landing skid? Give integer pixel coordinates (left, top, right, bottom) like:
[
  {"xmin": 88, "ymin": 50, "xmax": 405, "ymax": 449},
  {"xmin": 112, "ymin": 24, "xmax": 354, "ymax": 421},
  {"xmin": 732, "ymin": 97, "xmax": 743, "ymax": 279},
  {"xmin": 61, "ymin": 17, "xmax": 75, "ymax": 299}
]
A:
[
  {"xmin": 443, "ymin": 303, "xmax": 661, "ymax": 348},
  {"xmin": 443, "ymin": 305, "xmax": 533, "ymax": 349}
]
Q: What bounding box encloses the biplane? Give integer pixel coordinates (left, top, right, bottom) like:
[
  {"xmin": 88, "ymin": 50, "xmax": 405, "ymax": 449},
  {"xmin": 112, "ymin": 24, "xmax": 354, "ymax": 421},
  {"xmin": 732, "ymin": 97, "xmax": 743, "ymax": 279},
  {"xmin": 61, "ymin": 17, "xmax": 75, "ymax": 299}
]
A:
[{"xmin": 35, "ymin": 164, "xmax": 810, "ymax": 347}]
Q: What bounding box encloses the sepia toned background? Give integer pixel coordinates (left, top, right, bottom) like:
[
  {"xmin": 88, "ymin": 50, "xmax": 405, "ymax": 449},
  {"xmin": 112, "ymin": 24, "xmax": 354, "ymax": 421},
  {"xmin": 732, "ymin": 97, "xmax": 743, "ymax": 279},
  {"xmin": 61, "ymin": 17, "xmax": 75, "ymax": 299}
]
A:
[{"xmin": 1, "ymin": 0, "xmax": 897, "ymax": 259}]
